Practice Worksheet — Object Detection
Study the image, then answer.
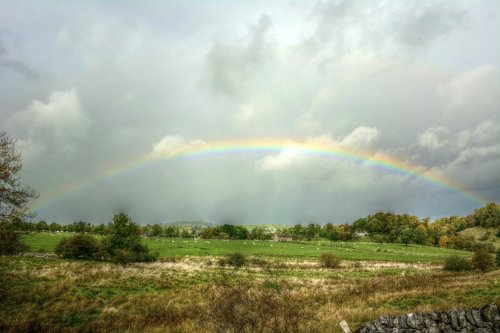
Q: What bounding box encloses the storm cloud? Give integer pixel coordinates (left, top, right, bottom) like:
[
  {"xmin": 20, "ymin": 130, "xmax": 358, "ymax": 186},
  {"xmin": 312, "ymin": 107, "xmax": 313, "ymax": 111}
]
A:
[{"xmin": 1, "ymin": 0, "xmax": 499, "ymax": 225}]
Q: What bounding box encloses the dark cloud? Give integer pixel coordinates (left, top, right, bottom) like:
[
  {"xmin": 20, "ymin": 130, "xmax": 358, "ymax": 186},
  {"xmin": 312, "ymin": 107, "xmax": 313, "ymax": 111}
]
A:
[
  {"xmin": 0, "ymin": 39, "xmax": 41, "ymax": 80},
  {"xmin": 0, "ymin": 0, "xmax": 498, "ymax": 224}
]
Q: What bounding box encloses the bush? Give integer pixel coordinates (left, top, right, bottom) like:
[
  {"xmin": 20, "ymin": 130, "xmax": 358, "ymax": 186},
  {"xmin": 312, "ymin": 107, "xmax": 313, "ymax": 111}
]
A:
[
  {"xmin": 472, "ymin": 249, "xmax": 495, "ymax": 272},
  {"xmin": 54, "ymin": 234, "xmax": 100, "ymax": 260},
  {"xmin": 319, "ymin": 252, "xmax": 341, "ymax": 268},
  {"xmin": 227, "ymin": 252, "xmax": 246, "ymax": 268},
  {"xmin": 496, "ymin": 249, "xmax": 500, "ymax": 267},
  {"xmin": 0, "ymin": 228, "xmax": 28, "ymax": 255},
  {"xmin": 102, "ymin": 213, "xmax": 157, "ymax": 263},
  {"xmin": 443, "ymin": 255, "xmax": 472, "ymax": 271},
  {"xmin": 203, "ymin": 275, "xmax": 316, "ymax": 332}
]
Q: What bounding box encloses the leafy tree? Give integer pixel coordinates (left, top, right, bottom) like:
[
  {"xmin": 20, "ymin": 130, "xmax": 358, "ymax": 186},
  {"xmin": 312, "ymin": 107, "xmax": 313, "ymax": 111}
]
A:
[
  {"xmin": 71, "ymin": 220, "xmax": 91, "ymax": 233},
  {"xmin": 467, "ymin": 203, "xmax": 500, "ymax": 228},
  {"xmin": 0, "ymin": 227, "xmax": 28, "ymax": 254},
  {"xmin": 103, "ymin": 213, "xmax": 156, "ymax": 263},
  {"xmin": 0, "ymin": 131, "xmax": 38, "ymax": 223}
]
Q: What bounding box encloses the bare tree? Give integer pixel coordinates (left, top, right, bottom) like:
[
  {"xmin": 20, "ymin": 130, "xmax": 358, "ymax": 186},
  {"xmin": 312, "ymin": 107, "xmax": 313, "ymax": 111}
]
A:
[{"xmin": 0, "ymin": 131, "xmax": 38, "ymax": 222}]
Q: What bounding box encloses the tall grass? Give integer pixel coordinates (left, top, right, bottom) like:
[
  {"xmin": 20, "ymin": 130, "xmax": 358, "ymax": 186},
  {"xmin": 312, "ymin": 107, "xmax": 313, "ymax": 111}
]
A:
[{"xmin": 0, "ymin": 256, "xmax": 499, "ymax": 332}]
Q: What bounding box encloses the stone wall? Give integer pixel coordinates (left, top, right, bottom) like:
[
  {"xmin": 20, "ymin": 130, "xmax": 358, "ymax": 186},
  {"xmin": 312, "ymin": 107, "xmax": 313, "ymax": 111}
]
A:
[{"xmin": 353, "ymin": 303, "xmax": 500, "ymax": 333}]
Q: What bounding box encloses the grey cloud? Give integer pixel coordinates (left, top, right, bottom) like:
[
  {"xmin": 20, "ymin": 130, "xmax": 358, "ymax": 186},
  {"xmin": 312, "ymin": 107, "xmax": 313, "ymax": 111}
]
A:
[
  {"xmin": 202, "ymin": 14, "xmax": 273, "ymax": 98},
  {"xmin": 0, "ymin": 1, "xmax": 497, "ymax": 224},
  {"xmin": 394, "ymin": 2, "xmax": 465, "ymax": 49},
  {"xmin": 0, "ymin": 39, "xmax": 41, "ymax": 80}
]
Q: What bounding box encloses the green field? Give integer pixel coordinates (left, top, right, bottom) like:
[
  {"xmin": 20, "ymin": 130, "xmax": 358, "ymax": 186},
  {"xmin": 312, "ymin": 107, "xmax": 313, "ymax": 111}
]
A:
[
  {"xmin": 22, "ymin": 232, "xmax": 472, "ymax": 263},
  {"xmin": 2, "ymin": 232, "xmax": 498, "ymax": 333}
]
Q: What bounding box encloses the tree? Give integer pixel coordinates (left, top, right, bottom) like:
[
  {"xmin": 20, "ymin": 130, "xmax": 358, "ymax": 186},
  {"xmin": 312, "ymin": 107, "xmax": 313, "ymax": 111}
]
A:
[
  {"xmin": 102, "ymin": 213, "xmax": 156, "ymax": 263},
  {"xmin": 0, "ymin": 227, "xmax": 28, "ymax": 255},
  {"xmin": 1, "ymin": 131, "xmax": 38, "ymax": 222}
]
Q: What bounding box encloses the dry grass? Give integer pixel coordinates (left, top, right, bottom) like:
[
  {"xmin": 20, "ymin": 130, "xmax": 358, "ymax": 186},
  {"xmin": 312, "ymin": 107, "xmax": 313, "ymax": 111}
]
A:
[{"xmin": 1, "ymin": 256, "xmax": 499, "ymax": 332}]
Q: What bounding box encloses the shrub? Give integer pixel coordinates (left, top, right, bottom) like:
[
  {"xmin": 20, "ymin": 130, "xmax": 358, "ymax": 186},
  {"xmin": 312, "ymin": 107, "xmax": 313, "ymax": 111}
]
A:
[
  {"xmin": 443, "ymin": 255, "xmax": 472, "ymax": 271},
  {"xmin": 496, "ymin": 248, "xmax": 500, "ymax": 267},
  {"xmin": 203, "ymin": 275, "xmax": 316, "ymax": 332},
  {"xmin": 0, "ymin": 228, "xmax": 28, "ymax": 255},
  {"xmin": 112, "ymin": 248, "xmax": 137, "ymax": 264},
  {"xmin": 227, "ymin": 252, "xmax": 246, "ymax": 268},
  {"xmin": 319, "ymin": 252, "xmax": 341, "ymax": 268},
  {"xmin": 102, "ymin": 213, "xmax": 157, "ymax": 263},
  {"xmin": 54, "ymin": 234, "xmax": 100, "ymax": 260},
  {"xmin": 472, "ymin": 249, "xmax": 495, "ymax": 272}
]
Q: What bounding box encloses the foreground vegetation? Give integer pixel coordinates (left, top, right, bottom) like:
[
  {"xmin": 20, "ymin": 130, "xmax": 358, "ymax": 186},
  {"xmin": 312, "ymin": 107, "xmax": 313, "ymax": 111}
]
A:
[{"xmin": 1, "ymin": 255, "xmax": 499, "ymax": 333}]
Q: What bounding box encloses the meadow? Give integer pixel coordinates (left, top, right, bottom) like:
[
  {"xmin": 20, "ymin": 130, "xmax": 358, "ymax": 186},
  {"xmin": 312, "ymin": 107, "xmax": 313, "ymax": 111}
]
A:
[
  {"xmin": 22, "ymin": 232, "xmax": 472, "ymax": 263},
  {"xmin": 1, "ymin": 233, "xmax": 498, "ymax": 333}
]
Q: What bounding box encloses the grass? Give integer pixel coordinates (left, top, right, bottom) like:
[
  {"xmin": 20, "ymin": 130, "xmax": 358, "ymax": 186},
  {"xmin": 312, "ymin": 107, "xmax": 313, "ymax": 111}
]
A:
[
  {"xmin": 6, "ymin": 232, "xmax": 496, "ymax": 332},
  {"xmin": 22, "ymin": 232, "xmax": 472, "ymax": 263},
  {"xmin": 1, "ymin": 255, "xmax": 499, "ymax": 333}
]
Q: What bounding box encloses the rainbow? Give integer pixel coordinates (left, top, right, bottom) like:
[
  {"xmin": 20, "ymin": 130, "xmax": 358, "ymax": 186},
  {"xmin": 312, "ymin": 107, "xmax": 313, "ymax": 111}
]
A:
[{"xmin": 29, "ymin": 138, "xmax": 488, "ymax": 212}]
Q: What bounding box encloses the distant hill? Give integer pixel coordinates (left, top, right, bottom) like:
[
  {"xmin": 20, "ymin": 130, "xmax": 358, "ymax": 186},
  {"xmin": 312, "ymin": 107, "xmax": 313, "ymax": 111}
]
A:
[
  {"xmin": 459, "ymin": 226, "xmax": 500, "ymax": 249},
  {"xmin": 162, "ymin": 221, "xmax": 213, "ymax": 227}
]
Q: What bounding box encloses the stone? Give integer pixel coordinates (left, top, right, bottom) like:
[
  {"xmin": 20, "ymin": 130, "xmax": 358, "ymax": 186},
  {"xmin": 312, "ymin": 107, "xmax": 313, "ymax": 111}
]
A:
[
  {"xmin": 400, "ymin": 316, "xmax": 408, "ymax": 329},
  {"xmin": 474, "ymin": 328, "xmax": 492, "ymax": 333},
  {"xmin": 472, "ymin": 309, "xmax": 485, "ymax": 327},
  {"xmin": 424, "ymin": 318, "xmax": 436, "ymax": 329},
  {"xmin": 440, "ymin": 312, "xmax": 450, "ymax": 323},
  {"xmin": 481, "ymin": 304, "xmax": 499, "ymax": 322},
  {"xmin": 408, "ymin": 314, "xmax": 419, "ymax": 329},
  {"xmin": 449, "ymin": 310, "xmax": 459, "ymax": 330},
  {"xmin": 466, "ymin": 310, "xmax": 477, "ymax": 325},
  {"xmin": 457, "ymin": 310, "xmax": 467, "ymax": 328},
  {"xmin": 365, "ymin": 322, "xmax": 377, "ymax": 331}
]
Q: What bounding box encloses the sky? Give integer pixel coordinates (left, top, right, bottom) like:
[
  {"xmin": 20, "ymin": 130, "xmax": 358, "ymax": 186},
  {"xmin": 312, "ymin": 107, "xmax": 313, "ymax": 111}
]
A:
[{"xmin": 1, "ymin": 0, "xmax": 499, "ymax": 225}]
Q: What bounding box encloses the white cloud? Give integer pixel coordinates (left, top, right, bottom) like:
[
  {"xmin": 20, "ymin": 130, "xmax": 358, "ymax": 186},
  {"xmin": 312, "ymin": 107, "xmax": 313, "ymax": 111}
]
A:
[
  {"xmin": 8, "ymin": 89, "xmax": 89, "ymax": 158},
  {"xmin": 148, "ymin": 135, "xmax": 208, "ymax": 159},
  {"xmin": 340, "ymin": 126, "xmax": 380, "ymax": 149},
  {"xmin": 418, "ymin": 126, "xmax": 450, "ymax": 150},
  {"xmin": 256, "ymin": 126, "xmax": 380, "ymax": 172}
]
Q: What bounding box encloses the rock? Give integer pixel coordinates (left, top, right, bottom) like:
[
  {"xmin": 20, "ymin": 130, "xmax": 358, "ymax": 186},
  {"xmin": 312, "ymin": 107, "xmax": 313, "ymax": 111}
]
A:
[
  {"xmin": 407, "ymin": 314, "xmax": 418, "ymax": 329},
  {"xmin": 440, "ymin": 312, "xmax": 450, "ymax": 323},
  {"xmin": 449, "ymin": 310, "xmax": 459, "ymax": 330},
  {"xmin": 424, "ymin": 318, "xmax": 437, "ymax": 329},
  {"xmin": 457, "ymin": 310, "xmax": 467, "ymax": 328},
  {"xmin": 474, "ymin": 328, "xmax": 493, "ymax": 333},
  {"xmin": 481, "ymin": 304, "xmax": 499, "ymax": 322},
  {"xmin": 466, "ymin": 310, "xmax": 477, "ymax": 325},
  {"xmin": 472, "ymin": 309, "xmax": 484, "ymax": 327},
  {"xmin": 400, "ymin": 316, "xmax": 408, "ymax": 329}
]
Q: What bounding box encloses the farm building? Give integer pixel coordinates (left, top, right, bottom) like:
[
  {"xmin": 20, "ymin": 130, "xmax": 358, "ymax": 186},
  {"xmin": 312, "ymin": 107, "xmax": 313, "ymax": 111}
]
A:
[{"xmin": 273, "ymin": 234, "xmax": 293, "ymax": 242}]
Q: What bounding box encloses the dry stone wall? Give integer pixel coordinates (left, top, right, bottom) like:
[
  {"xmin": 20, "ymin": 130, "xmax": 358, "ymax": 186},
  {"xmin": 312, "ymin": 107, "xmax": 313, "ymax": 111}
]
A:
[{"xmin": 353, "ymin": 303, "xmax": 500, "ymax": 333}]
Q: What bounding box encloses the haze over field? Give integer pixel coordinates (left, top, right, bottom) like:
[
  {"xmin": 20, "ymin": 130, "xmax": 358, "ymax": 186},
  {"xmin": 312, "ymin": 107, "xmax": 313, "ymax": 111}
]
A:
[{"xmin": 1, "ymin": 0, "xmax": 499, "ymax": 224}]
